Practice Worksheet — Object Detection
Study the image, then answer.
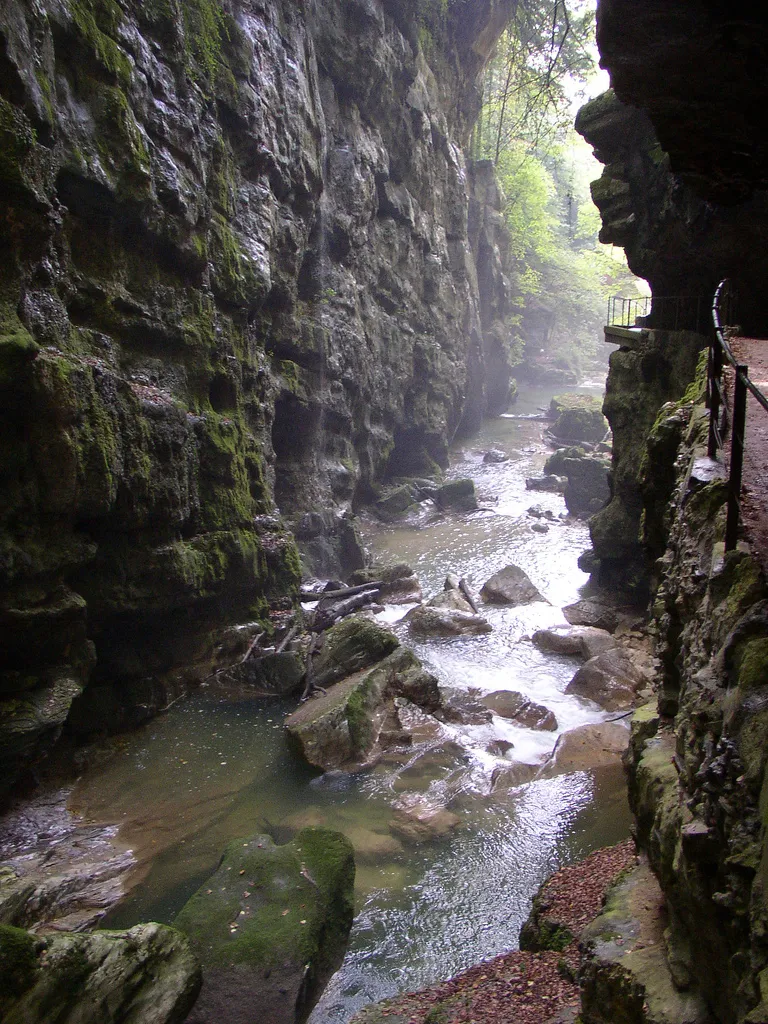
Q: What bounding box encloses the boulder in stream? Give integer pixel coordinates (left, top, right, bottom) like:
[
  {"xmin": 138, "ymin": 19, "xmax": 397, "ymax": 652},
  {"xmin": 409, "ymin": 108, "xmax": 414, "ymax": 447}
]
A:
[
  {"xmin": 548, "ymin": 394, "xmax": 607, "ymax": 443},
  {"xmin": 405, "ymin": 604, "xmax": 492, "ymax": 637},
  {"xmin": 0, "ymin": 921, "xmax": 201, "ymax": 1024},
  {"xmin": 480, "ymin": 690, "xmax": 557, "ymax": 731},
  {"xmin": 565, "ymin": 649, "xmax": 648, "ymax": 711},
  {"xmin": 285, "ymin": 645, "xmax": 440, "ymax": 771},
  {"xmin": 228, "ymin": 651, "xmax": 304, "ymax": 696},
  {"xmin": 175, "ymin": 828, "xmax": 354, "ymax": 1024},
  {"xmin": 348, "ymin": 563, "xmax": 422, "ymax": 604},
  {"xmin": 373, "ymin": 485, "xmax": 420, "ymax": 522},
  {"xmin": 531, "ymin": 626, "xmax": 617, "ymax": 660},
  {"xmin": 480, "ymin": 565, "xmax": 547, "ymax": 605},
  {"xmin": 540, "ymin": 723, "xmax": 630, "ymax": 775},
  {"xmin": 435, "ymin": 478, "xmax": 478, "ymax": 512},
  {"xmin": 525, "ymin": 474, "xmax": 567, "ymax": 493},
  {"xmin": 562, "ymin": 598, "xmax": 620, "ymax": 633},
  {"xmin": 311, "ymin": 616, "xmax": 400, "ymax": 690}
]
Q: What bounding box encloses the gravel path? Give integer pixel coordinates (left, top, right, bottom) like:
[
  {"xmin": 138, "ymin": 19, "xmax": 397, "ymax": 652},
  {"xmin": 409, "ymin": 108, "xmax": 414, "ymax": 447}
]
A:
[{"xmin": 354, "ymin": 839, "xmax": 636, "ymax": 1024}]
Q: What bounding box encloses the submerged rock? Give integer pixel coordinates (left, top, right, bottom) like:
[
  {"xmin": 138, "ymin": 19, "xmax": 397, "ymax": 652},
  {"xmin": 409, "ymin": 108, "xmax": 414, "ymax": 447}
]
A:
[
  {"xmin": 175, "ymin": 829, "xmax": 354, "ymax": 1024},
  {"xmin": 480, "ymin": 691, "xmax": 557, "ymax": 731},
  {"xmin": 480, "ymin": 565, "xmax": 547, "ymax": 605},
  {"xmin": 482, "ymin": 449, "xmax": 510, "ymax": 464},
  {"xmin": 389, "ymin": 797, "xmax": 461, "ymax": 844},
  {"xmin": 0, "ymin": 921, "xmax": 200, "ymax": 1024},
  {"xmin": 285, "ymin": 646, "xmax": 440, "ymax": 771}
]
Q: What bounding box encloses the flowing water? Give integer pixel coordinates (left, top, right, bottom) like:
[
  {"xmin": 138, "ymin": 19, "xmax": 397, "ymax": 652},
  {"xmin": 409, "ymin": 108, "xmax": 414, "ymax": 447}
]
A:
[{"xmin": 69, "ymin": 381, "xmax": 632, "ymax": 1023}]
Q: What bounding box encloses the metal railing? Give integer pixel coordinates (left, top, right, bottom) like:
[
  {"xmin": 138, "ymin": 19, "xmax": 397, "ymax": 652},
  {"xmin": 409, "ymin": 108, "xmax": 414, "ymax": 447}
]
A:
[
  {"xmin": 707, "ymin": 279, "xmax": 768, "ymax": 550},
  {"xmin": 607, "ymin": 294, "xmax": 707, "ymax": 333}
]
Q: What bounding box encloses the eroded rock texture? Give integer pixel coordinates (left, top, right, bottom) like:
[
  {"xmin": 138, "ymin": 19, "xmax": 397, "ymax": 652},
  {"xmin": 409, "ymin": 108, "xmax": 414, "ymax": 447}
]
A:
[{"xmin": 0, "ymin": 0, "xmax": 516, "ymax": 798}]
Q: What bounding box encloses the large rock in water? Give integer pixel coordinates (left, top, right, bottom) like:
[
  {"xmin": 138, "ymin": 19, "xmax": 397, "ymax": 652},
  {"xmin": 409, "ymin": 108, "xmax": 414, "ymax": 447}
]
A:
[
  {"xmin": 405, "ymin": 586, "xmax": 492, "ymax": 637},
  {"xmin": 285, "ymin": 646, "xmax": 440, "ymax": 771},
  {"xmin": 565, "ymin": 649, "xmax": 648, "ymax": 711},
  {"xmin": 175, "ymin": 829, "xmax": 354, "ymax": 1024},
  {"xmin": 532, "ymin": 625, "xmax": 617, "ymax": 660},
  {"xmin": 311, "ymin": 617, "xmax": 400, "ymax": 690},
  {"xmin": 480, "ymin": 565, "xmax": 547, "ymax": 605},
  {"xmin": 0, "ymin": 921, "xmax": 200, "ymax": 1024},
  {"xmin": 541, "ymin": 723, "xmax": 630, "ymax": 775},
  {"xmin": 480, "ymin": 690, "xmax": 557, "ymax": 731},
  {"xmin": 548, "ymin": 395, "xmax": 607, "ymax": 442}
]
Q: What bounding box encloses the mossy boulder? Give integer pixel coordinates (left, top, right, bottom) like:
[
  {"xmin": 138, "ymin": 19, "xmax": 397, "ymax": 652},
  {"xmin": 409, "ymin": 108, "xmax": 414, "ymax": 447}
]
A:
[
  {"xmin": 435, "ymin": 478, "xmax": 478, "ymax": 512},
  {"xmin": 175, "ymin": 828, "xmax": 354, "ymax": 1024},
  {"xmin": 0, "ymin": 922, "xmax": 200, "ymax": 1024},
  {"xmin": 548, "ymin": 394, "xmax": 607, "ymax": 443},
  {"xmin": 285, "ymin": 646, "xmax": 441, "ymax": 770},
  {"xmin": 312, "ymin": 616, "xmax": 401, "ymax": 690},
  {"xmin": 374, "ymin": 485, "xmax": 419, "ymax": 521}
]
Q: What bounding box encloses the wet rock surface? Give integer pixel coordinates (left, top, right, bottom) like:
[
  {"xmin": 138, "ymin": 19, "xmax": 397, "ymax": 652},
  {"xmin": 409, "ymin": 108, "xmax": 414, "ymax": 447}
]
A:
[
  {"xmin": 0, "ymin": 0, "xmax": 517, "ymax": 794},
  {"xmin": 285, "ymin": 620, "xmax": 441, "ymax": 771},
  {"xmin": 540, "ymin": 723, "xmax": 630, "ymax": 775},
  {"xmin": 565, "ymin": 648, "xmax": 649, "ymax": 712},
  {"xmin": 174, "ymin": 828, "xmax": 354, "ymax": 1024},
  {"xmin": 480, "ymin": 564, "xmax": 547, "ymax": 606},
  {"xmin": 480, "ymin": 691, "xmax": 557, "ymax": 731},
  {"xmin": 0, "ymin": 920, "xmax": 201, "ymax": 1024}
]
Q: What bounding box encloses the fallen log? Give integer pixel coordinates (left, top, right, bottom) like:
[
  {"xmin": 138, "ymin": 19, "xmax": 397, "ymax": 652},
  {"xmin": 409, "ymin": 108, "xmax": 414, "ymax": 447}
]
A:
[
  {"xmin": 312, "ymin": 589, "xmax": 379, "ymax": 633},
  {"xmin": 300, "ymin": 581, "xmax": 384, "ymax": 602}
]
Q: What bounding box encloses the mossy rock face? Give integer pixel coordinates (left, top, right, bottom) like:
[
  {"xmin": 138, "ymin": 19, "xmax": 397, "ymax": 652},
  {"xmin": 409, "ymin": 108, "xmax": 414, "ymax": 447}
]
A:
[
  {"xmin": 312, "ymin": 616, "xmax": 401, "ymax": 690},
  {"xmin": 0, "ymin": 922, "xmax": 200, "ymax": 1024},
  {"xmin": 549, "ymin": 396, "xmax": 607, "ymax": 444},
  {"xmin": 175, "ymin": 828, "xmax": 355, "ymax": 1024},
  {"xmin": 435, "ymin": 478, "xmax": 477, "ymax": 511},
  {"xmin": 285, "ymin": 646, "xmax": 440, "ymax": 770}
]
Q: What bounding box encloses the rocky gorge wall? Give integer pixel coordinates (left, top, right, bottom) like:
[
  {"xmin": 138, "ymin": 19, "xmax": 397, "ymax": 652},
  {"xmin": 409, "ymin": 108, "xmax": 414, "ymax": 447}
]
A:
[
  {"xmin": 576, "ymin": 3, "xmax": 768, "ymax": 1021},
  {"xmin": 0, "ymin": 0, "xmax": 518, "ymax": 801}
]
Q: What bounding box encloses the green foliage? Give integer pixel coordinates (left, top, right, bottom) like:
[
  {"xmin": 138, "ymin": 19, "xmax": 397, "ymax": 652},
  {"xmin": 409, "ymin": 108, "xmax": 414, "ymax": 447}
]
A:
[{"xmin": 472, "ymin": 1, "xmax": 642, "ymax": 375}]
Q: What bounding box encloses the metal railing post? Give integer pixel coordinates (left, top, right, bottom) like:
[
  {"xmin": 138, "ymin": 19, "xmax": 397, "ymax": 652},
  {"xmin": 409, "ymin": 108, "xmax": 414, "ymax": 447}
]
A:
[
  {"xmin": 726, "ymin": 366, "xmax": 748, "ymax": 551},
  {"xmin": 708, "ymin": 335, "xmax": 722, "ymax": 458}
]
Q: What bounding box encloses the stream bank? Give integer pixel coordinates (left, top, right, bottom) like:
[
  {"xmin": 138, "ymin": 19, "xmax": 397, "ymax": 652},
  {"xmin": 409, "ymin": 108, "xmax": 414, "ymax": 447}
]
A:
[{"xmin": 0, "ymin": 382, "xmax": 647, "ymax": 1024}]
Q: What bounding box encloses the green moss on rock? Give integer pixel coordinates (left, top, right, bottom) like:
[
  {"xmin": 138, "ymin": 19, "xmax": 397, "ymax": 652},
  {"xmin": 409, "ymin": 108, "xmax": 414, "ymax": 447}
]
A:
[
  {"xmin": 174, "ymin": 829, "xmax": 354, "ymax": 1023},
  {"xmin": 0, "ymin": 925, "xmax": 40, "ymax": 1010}
]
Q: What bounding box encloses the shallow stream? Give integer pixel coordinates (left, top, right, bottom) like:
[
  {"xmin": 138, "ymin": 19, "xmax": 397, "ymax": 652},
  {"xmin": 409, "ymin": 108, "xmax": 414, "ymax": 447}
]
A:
[{"xmin": 69, "ymin": 382, "xmax": 632, "ymax": 1023}]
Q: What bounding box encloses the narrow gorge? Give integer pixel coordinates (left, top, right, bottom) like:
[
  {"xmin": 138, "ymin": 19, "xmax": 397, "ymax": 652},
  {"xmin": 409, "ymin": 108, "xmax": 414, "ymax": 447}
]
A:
[{"xmin": 2, "ymin": 2, "xmax": 768, "ymax": 1024}]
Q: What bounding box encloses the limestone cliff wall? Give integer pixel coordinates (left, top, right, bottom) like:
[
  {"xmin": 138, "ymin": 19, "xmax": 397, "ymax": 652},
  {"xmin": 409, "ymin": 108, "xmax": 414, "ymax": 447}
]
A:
[
  {"xmin": 578, "ymin": 4, "xmax": 768, "ymax": 1021},
  {"xmin": 625, "ymin": 382, "xmax": 768, "ymax": 1024},
  {"xmin": 0, "ymin": 0, "xmax": 515, "ymax": 799}
]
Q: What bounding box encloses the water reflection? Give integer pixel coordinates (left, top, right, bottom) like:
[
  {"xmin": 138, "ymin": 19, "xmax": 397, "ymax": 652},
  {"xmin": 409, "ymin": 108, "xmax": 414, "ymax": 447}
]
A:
[{"xmin": 69, "ymin": 383, "xmax": 632, "ymax": 1023}]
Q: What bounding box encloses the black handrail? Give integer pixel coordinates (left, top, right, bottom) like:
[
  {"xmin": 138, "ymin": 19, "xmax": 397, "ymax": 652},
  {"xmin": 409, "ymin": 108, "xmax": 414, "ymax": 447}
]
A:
[
  {"xmin": 708, "ymin": 279, "xmax": 768, "ymax": 550},
  {"xmin": 607, "ymin": 294, "xmax": 706, "ymax": 333}
]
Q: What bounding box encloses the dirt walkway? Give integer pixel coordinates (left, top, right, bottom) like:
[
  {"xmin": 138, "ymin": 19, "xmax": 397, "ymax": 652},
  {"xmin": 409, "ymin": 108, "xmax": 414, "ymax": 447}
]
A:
[{"xmin": 727, "ymin": 337, "xmax": 768, "ymax": 570}]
